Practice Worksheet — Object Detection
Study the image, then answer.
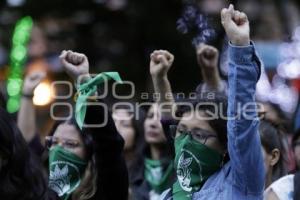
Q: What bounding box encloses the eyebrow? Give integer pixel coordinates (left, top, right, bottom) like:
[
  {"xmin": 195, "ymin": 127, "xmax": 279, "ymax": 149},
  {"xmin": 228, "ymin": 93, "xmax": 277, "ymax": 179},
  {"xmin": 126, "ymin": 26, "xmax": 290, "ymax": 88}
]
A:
[
  {"xmin": 52, "ymin": 136, "xmax": 80, "ymax": 142},
  {"xmin": 193, "ymin": 127, "xmax": 216, "ymax": 135}
]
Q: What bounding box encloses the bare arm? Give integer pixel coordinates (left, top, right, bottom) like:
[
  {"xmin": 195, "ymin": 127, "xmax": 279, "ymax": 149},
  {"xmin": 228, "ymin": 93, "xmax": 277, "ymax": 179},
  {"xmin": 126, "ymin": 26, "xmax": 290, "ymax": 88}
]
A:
[
  {"xmin": 18, "ymin": 71, "xmax": 45, "ymax": 142},
  {"xmin": 150, "ymin": 50, "xmax": 175, "ymax": 117},
  {"xmin": 196, "ymin": 44, "xmax": 223, "ymax": 91}
]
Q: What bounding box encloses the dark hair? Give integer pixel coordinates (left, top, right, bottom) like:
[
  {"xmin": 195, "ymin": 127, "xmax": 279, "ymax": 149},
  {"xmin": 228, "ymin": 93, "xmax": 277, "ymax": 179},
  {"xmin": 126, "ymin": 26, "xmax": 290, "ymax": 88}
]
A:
[
  {"xmin": 259, "ymin": 120, "xmax": 287, "ymax": 183},
  {"xmin": 293, "ymin": 129, "xmax": 300, "ymax": 172},
  {"xmin": 0, "ymin": 91, "xmax": 5, "ymax": 108},
  {"xmin": 176, "ymin": 92, "xmax": 228, "ymax": 148},
  {"xmin": 0, "ymin": 107, "xmax": 47, "ymax": 200},
  {"xmin": 130, "ymin": 103, "xmax": 173, "ymax": 182},
  {"xmin": 261, "ymin": 101, "xmax": 290, "ymax": 133},
  {"xmin": 293, "ymin": 128, "xmax": 300, "ymax": 149},
  {"xmin": 112, "ymin": 102, "xmax": 145, "ymax": 153}
]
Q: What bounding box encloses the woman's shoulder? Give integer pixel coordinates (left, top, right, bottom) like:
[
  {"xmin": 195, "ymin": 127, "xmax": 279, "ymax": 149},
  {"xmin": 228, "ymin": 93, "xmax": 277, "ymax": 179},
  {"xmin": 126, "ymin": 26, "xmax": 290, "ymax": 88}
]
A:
[
  {"xmin": 269, "ymin": 174, "xmax": 294, "ymax": 189},
  {"xmin": 264, "ymin": 174, "xmax": 294, "ymax": 200}
]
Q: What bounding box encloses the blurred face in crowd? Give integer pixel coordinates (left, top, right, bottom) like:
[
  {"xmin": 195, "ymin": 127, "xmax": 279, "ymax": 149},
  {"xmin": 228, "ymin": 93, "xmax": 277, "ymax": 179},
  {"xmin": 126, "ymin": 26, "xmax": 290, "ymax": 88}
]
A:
[
  {"xmin": 176, "ymin": 110, "xmax": 224, "ymax": 154},
  {"xmin": 294, "ymin": 137, "xmax": 300, "ymax": 168},
  {"xmin": 50, "ymin": 123, "xmax": 87, "ymax": 160},
  {"xmin": 144, "ymin": 104, "xmax": 167, "ymax": 145},
  {"xmin": 112, "ymin": 108, "xmax": 136, "ymax": 150}
]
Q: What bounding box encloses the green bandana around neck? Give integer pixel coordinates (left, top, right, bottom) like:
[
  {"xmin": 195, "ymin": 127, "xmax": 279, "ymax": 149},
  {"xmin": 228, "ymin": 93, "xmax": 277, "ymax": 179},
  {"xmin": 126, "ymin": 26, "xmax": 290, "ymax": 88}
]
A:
[
  {"xmin": 48, "ymin": 146, "xmax": 87, "ymax": 200},
  {"xmin": 75, "ymin": 72, "xmax": 123, "ymax": 129},
  {"xmin": 172, "ymin": 134, "xmax": 223, "ymax": 200},
  {"xmin": 144, "ymin": 158, "xmax": 174, "ymax": 194}
]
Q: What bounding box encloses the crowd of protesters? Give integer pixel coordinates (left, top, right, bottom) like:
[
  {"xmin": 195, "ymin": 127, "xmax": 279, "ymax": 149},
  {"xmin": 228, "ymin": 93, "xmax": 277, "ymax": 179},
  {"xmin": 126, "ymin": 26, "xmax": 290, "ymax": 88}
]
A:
[{"xmin": 0, "ymin": 1, "xmax": 300, "ymax": 200}]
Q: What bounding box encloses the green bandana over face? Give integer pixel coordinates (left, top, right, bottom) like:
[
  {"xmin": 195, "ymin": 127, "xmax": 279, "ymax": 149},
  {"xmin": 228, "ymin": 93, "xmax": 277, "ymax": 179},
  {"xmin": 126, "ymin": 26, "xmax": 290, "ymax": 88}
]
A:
[
  {"xmin": 144, "ymin": 158, "xmax": 174, "ymax": 194},
  {"xmin": 49, "ymin": 146, "xmax": 87, "ymax": 200},
  {"xmin": 173, "ymin": 134, "xmax": 223, "ymax": 200}
]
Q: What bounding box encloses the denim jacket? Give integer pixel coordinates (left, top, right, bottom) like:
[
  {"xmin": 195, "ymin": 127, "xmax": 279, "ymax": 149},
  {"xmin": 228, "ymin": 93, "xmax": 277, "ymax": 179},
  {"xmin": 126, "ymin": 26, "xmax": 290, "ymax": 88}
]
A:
[{"xmin": 161, "ymin": 43, "xmax": 265, "ymax": 200}]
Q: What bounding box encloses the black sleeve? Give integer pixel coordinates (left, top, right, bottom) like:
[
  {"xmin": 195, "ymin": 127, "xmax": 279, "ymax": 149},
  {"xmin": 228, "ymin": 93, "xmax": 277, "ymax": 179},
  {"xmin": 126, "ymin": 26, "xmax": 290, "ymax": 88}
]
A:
[
  {"xmin": 160, "ymin": 118, "xmax": 177, "ymax": 158},
  {"xmin": 28, "ymin": 134, "xmax": 45, "ymax": 157},
  {"xmin": 83, "ymin": 100, "xmax": 129, "ymax": 200}
]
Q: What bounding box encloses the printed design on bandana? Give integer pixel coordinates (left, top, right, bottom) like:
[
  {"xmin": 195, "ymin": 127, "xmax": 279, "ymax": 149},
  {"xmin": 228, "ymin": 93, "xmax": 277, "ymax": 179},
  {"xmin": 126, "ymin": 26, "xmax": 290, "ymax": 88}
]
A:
[
  {"xmin": 150, "ymin": 166, "xmax": 163, "ymax": 182},
  {"xmin": 176, "ymin": 149, "xmax": 202, "ymax": 192},
  {"xmin": 49, "ymin": 161, "xmax": 81, "ymax": 197}
]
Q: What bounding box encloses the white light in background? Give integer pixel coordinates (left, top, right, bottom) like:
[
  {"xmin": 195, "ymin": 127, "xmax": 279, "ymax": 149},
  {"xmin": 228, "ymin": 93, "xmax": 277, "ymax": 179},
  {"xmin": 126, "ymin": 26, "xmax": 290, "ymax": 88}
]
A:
[
  {"xmin": 33, "ymin": 82, "xmax": 54, "ymax": 106},
  {"xmin": 7, "ymin": 0, "xmax": 25, "ymax": 7},
  {"xmin": 256, "ymin": 67, "xmax": 272, "ymax": 102},
  {"xmin": 277, "ymin": 60, "xmax": 300, "ymax": 79},
  {"xmin": 278, "ymin": 26, "xmax": 300, "ymax": 79},
  {"xmin": 270, "ymin": 75, "xmax": 298, "ymax": 114},
  {"xmin": 257, "ymin": 73, "xmax": 299, "ymax": 114}
]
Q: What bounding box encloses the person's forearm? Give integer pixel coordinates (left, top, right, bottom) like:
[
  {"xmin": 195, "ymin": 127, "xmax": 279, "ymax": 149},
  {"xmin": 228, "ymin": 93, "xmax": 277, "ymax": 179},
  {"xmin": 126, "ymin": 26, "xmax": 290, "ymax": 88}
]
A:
[
  {"xmin": 17, "ymin": 97, "xmax": 36, "ymax": 142},
  {"xmin": 201, "ymin": 67, "xmax": 222, "ymax": 90},
  {"xmin": 152, "ymin": 76, "xmax": 174, "ymax": 103},
  {"xmin": 151, "ymin": 75, "xmax": 175, "ymax": 117}
]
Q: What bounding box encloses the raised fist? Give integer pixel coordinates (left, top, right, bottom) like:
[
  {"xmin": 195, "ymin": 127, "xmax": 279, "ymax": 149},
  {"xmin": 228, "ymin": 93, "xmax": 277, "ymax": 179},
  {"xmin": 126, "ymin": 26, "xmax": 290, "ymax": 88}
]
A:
[
  {"xmin": 196, "ymin": 44, "xmax": 219, "ymax": 69},
  {"xmin": 59, "ymin": 50, "xmax": 90, "ymax": 82},
  {"xmin": 22, "ymin": 71, "xmax": 46, "ymax": 95},
  {"xmin": 221, "ymin": 4, "xmax": 250, "ymax": 46},
  {"xmin": 150, "ymin": 50, "xmax": 174, "ymax": 78}
]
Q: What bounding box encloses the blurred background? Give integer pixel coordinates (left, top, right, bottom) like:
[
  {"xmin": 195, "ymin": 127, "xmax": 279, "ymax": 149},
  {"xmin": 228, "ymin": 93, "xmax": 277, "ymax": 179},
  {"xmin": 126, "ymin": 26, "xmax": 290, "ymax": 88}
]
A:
[{"xmin": 0, "ymin": 0, "xmax": 300, "ymax": 135}]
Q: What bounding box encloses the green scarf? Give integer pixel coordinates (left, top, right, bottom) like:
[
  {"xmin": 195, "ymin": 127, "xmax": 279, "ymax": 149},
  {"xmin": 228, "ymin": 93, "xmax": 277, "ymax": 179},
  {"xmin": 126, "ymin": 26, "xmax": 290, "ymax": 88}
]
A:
[
  {"xmin": 75, "ymin": 72, "xmax": 123, "ymax": 129},
  {"xmin": 48, "ymin": 146, "xmax": 87, "ymax": 200},
  {"xmin": 144, "ymin": 158, "xmax": 174, "ymax": 194},
  {"xmin": 173, "ymin": 134, "xmax": 223, "ymax": 200}
]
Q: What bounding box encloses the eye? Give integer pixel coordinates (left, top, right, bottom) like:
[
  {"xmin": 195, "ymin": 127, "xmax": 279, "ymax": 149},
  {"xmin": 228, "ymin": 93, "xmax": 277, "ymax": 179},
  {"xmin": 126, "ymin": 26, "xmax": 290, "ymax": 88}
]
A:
[
  {"xmin": 64, "ymin": 141, "xmax": 79, "ymax": 148},
  {"xmin": 192, "ymin": 132, "xmax": 206, "ymax": 141},
  {"xmin": 147, "ymin": 113, "xmax": 154, "ymax": 119},
  {"xmin": 177, "ymin": 129, "xmax": 185, "ymax": 133}
]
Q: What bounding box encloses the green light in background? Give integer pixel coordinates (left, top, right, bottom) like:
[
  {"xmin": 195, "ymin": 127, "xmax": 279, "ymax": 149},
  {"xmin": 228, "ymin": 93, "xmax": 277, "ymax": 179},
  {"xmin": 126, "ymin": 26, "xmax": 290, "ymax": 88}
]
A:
[
  {"xmin": 6, "ymin": 16, "xmax": 33, "ymax": 113},
  {"xmin": 10, "ymin": 45, "xmax": 27, "ymax": 62},
  {"xmin": 7, "ymin": 79, "xmax": 22, "ymax": 96},
  {"xmin": 7, "ymin": 96, "xmax": 21, "ymax": 113},
  {"xmin": 12, "ymin": 16, "xmax": 33, "ymax": 45}
]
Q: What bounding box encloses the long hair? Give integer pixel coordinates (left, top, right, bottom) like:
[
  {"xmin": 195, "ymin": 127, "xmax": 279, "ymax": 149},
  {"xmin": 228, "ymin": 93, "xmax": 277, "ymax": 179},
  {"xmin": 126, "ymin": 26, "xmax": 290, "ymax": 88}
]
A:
[
  {"xmin": 259, "ymin": 120, "xmax": 287, "ymax": 183},
  {"xmin": 0, "ymin": 107, "xmax": 47, "ymax": 200},
  {"xmin": 111, "ymin": 102, "xmax": 146, "ymax": 173},
  {"xmin": 47, "ymin": 117, "xmax": 97, "ymax": 200},
  {"xmin": 130, "ymin": 103, "xmax": 173, "ymax": 182},
  {"xmin": 292, "ymin": 128, "xmax": 300, "ymax": 171},
  {"xmin": 111, "ymin": 102, "xmax": 145, "ymax": 153}
]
